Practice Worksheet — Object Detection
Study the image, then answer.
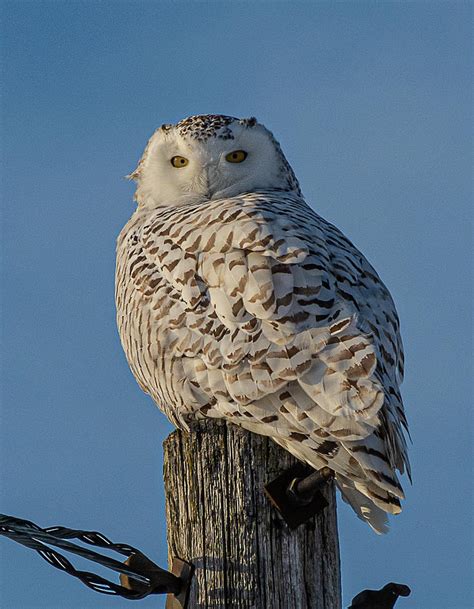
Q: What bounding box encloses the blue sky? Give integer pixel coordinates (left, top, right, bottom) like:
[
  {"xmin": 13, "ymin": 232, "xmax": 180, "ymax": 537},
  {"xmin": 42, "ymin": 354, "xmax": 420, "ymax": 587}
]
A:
[{"xmin": 1, "ymin": 2, "xmax": 472, "ymax": 608}]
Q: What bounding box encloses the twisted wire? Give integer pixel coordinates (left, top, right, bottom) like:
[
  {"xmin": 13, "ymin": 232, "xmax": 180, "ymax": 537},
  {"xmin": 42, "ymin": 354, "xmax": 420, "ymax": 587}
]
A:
[{"xmin": 0, "ymin": 514, "xmax": 181, "ymax": 600}]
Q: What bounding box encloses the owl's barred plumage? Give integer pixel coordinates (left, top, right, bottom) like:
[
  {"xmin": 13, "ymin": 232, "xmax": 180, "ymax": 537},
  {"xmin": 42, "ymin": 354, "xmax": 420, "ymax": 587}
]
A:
[{"xmin": 116, "ymin": 114, "xmax": 410, "ymax": 533}]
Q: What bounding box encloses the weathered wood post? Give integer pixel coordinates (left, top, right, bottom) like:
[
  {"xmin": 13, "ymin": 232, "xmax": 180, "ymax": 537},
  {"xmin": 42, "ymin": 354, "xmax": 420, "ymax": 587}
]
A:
[{"xmin": 163, "ymin": 420, "xmax": 341, "ymax": 609}]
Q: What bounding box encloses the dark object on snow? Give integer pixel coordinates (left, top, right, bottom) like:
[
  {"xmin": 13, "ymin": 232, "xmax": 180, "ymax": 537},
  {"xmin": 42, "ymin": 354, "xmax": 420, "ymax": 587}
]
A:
[{"xmin": 349, "ymin": 582, "xmax": 411, "ymax": 609}]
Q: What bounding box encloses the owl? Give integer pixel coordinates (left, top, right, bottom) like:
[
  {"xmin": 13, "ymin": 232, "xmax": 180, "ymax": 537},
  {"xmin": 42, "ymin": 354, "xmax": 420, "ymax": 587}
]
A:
[{"xmin": 116, "ymin": 114, "xmax": 410, "ymax": 533}]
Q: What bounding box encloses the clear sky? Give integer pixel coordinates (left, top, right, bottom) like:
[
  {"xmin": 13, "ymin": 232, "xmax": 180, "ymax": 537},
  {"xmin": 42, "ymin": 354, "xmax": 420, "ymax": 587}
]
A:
[{"xmin": 1, "ymin": 2, "xmax": 472, "ymax": 608}]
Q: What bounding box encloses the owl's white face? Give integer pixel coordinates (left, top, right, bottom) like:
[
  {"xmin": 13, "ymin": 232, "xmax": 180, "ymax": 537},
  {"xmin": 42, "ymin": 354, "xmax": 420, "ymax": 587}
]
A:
[{"xmin": 130, "ymin": 116, "xmax": 298, "ymax": 208}]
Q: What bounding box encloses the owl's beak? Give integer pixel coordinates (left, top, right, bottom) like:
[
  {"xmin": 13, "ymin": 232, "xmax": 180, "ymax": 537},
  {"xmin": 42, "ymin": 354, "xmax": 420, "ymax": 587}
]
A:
[
  {"xmin": 202, "ymin": 165, "xmax": 214, "ymax": 199},
  {"xmin": 203, "ymin": 160, "xmax": 227, "ymax": 199}
]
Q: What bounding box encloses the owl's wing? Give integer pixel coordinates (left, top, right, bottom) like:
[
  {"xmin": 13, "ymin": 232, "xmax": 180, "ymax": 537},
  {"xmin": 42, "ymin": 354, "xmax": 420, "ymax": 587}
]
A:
[{"xmin": 135, "ymin": 192, "xmax": 409, "ymax": 531}]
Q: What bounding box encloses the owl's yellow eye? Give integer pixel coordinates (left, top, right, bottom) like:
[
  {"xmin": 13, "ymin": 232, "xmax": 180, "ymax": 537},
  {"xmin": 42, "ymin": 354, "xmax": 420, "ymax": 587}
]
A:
[
  {"xmin": 171, "ymin": 156, "xmax": 189, "ymax": 168},
  {"xmin": 225, "ymin": 150, "xmax": 248, "ymax": 163}
]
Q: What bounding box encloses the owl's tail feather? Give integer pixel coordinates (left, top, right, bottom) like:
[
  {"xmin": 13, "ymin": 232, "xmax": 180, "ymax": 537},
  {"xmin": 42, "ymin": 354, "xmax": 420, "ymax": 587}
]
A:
[
  {"xmin": 336, "ymin": 474, "xmax": 391, "ymax": 534},
  {"xmin": 236, "ymin": 419, "xmax": 403, "ymax": 532},
  {"xmin": 266, "ymin": 431, "xmax": 402, "ymax": 533}
]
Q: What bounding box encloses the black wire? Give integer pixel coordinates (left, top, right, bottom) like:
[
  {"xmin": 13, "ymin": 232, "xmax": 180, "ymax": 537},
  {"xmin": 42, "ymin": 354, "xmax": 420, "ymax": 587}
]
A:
[{"xmin": 0, "ymin": 514, "xmax": 182, "ymax": 600}]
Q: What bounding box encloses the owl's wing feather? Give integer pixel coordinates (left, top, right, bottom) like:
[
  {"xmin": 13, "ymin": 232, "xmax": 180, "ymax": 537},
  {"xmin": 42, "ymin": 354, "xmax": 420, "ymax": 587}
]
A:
[{"xmin": 133, "ymin": 192, "xmax": 409, "ymax": 531}]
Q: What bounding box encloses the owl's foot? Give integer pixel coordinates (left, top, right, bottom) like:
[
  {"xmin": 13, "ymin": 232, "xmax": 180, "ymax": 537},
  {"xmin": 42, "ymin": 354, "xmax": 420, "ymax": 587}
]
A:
[{"xmin": 264, "ymin": 464, "xmax": 334, "ymax": 529}]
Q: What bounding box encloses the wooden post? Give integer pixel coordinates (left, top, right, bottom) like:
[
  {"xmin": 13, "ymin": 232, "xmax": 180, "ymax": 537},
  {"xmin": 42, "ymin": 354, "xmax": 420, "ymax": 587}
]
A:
[{"xmin": 163, "ymin": 419, "xmax": 341, "ymax": 609}]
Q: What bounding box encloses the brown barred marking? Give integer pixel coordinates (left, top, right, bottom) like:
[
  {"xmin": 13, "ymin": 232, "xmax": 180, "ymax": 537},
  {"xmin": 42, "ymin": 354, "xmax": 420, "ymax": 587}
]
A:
[
  {"xmin": 315, "ymin": 440, "xmax": 339, "ymax": 457},
  {"xmin": 351, "ymin": 445, "xmax": 391, "ymax": 464},
  {"xmin": 289, "ymin": 432, "xmax": 308, "ymax": 442}
]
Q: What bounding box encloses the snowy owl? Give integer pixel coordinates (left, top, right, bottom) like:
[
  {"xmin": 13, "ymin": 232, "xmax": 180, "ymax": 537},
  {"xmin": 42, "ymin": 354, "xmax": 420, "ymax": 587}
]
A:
[{"xmin": 116, "ymin": 114, "xmax": 410, "ymax": 533}]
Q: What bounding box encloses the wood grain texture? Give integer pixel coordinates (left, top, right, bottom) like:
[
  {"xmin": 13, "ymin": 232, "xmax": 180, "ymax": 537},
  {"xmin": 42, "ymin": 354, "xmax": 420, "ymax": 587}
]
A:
[{"xmin": 163, "ymin": 420, "xmax": 341, "ymax": 609}]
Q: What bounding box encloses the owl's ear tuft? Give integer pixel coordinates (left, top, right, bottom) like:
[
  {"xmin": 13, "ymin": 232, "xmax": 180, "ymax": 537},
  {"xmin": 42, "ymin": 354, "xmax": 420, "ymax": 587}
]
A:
[
  {"xmin": 125, "ymin": 166, "xmax": 140, "ymax": 181},
  {"xmin": 126, "ymin": 127, "xmax": 162, "ymax": 181}
]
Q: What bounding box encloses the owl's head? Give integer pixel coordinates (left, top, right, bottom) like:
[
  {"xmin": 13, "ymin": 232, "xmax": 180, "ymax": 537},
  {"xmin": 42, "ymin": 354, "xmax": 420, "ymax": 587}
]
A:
[{"xmin": 128, "ymin": 114, "xmax": 301, "ymax": 208}]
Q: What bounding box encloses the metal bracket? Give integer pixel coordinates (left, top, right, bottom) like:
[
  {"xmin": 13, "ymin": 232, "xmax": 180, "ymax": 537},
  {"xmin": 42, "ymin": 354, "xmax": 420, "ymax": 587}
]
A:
[
  {"xmin": 264, "ymin": 464, "xmax": 333, "ymax": 529},
  {"xmin": 166, "ymin": 558, "xmax": 194, "ymax": 609},
  {"xmin": 121, "ymin": 554, "xmax": 194, "ymax": 608}
]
